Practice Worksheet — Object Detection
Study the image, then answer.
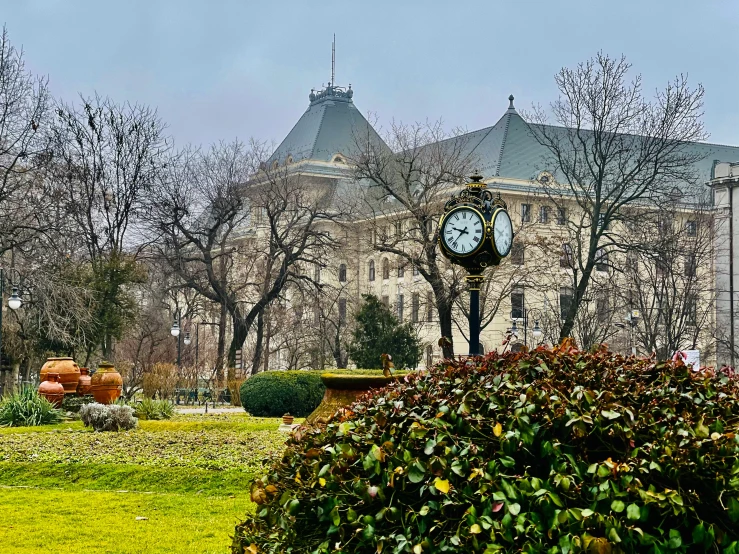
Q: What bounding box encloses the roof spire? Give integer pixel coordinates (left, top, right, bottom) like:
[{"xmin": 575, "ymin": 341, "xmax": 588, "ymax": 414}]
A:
[
  {"xmin": 331, "ymin": 34, "xmax": 335, "ymax": 87},
  {"xmin": 507, "ymin": 94, "xmax": 517, "ymax": 113}
]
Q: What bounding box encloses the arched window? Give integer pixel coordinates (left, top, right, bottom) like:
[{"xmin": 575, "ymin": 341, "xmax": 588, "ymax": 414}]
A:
[
  {"xmin": 382, "ymin": 258, "xmax": 390, "ymax": 280},
  {"xmin": 368, "ymin": 260, "xmax": 375, "ymax": 282},
  {"xmin": 338, "ymin": 263, "xmax": 347, "ymax": 283}
]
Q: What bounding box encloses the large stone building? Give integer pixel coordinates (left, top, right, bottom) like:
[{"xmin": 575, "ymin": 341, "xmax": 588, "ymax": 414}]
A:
[{"xmin": 243, "ymin": 81, "xmax": 739, "ymax": 370}]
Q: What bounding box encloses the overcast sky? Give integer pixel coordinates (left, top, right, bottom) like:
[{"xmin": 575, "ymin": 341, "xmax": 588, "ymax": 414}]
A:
[{"xmin": 2, "ymin": 0, "xmax": 738, "ymax": 150}]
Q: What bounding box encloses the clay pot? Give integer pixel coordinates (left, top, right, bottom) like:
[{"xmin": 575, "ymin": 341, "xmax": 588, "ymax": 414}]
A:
[
  {"xmin": 282, "ymin": 414, "xmax": 294, "ymax": 425},
  {"xmin": 90, "ymin": 362, "xmax": 123, "ymax": 404},
  {"xmin": 40, "ymin": 357, "xmax": 80, "ymax": 395},
  {"xmin": 38, "ymin": 372, "xmax": 65, "ymax": 408},
  {"xmin": 76, "ymin": 367, "xmax": 92, "ymax": 396}
]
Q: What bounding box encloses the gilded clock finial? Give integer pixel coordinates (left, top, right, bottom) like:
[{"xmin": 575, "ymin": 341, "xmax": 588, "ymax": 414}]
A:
[{"xmin": 466, "ymin": 171, "xmax": 487, "ymax": 191}]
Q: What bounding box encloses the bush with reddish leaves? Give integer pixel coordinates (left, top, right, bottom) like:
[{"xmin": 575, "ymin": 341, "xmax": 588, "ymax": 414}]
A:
[{"xmin": 233, "ymin": 341, "xmax": 739, "ymax": 553}]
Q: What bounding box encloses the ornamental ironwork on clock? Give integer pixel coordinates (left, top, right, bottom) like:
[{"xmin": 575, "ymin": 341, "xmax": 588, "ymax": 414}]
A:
[{"xmin": 437, "ymin": 173, "xmax": 513, "ymax": 271}]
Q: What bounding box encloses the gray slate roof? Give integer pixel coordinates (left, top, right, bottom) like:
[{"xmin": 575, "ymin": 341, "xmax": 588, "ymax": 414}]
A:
[
  {"xmin": 455, "ymin": 98, "xmax": 739, "ymax": 184},
  {"xmin": 270, "ymin": 89, "xmax": 739, "ymax": 185},
  {"xmin": 268, "ymin": 85, "xmax": 389, "ymax": 165}
]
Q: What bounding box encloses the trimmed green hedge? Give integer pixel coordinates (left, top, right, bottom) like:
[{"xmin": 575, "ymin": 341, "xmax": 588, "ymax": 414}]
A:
[
  {"xmin": 240, "ymin": 371, "xmax": 325, "ymax": 417},
  {"xmin": 239, "ymin": 370, "xmax": 396, "ymax": 418}
]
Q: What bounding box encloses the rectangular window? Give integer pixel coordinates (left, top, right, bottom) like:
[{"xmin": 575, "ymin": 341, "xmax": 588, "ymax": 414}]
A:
[
  {"xmin": 596, "ymin": 295, "xmax": 609, "ymax": 324},
  {"xmin": 397, "ymin": 294, "xmax": 404, "ymax": 322},
  {"xmin": 314, "ymin": 265, "xmax": 321, "ymax": 283},
  {"xmin": 539, "ymin": 206, "xmax": 549, "ymax": 224},
  {"xmin": 521, "ymin": 203, "xmax": 531, "ymax": 223},
  {"xmin": 338, "ymin": 298, "xmax": 347, "ymax": 325},
  {"xmin": 560, "ymin": 287, "xmax": 573, "ymax": 320},
  {"xmin": 685, "ymin": 295, "xmax": 697, "ymax": 327},
  {"xmin": 395, "ymin": 221, "xmax": 402, "ymax": 238},
  {"xmin": 412, "ymin": 293, "xmax": 420, "ymax": 323},
  {"xmin": 314, "ymin": 307, "xmax": 320, "ymax": 326},
  {"xmin": 426, "ymin": 292, "xmax": 434, "ymax": 322},
  {"xmin": 684, "ymin": 255, "xmax": 696, "ymax": 278},
  {"xmin": 413, "ymin": 264, "xmax": 420, "ymax": 277},
  {"xmin": 595, "ymin": 248, "xmax": 608, "ymax": 272},
  {"xmin": 557, "ymin": 207, "xmax": 567, "ymax": 225},
  {"xmin": 686, "ymin": 220, "xmax": 697, "ymax": 237},
  {"xmin": 510, "ymin": 242, "xmax": 524, "ymax": 266},
  {"xmin": 398, "ymin": 264, "xmax": 404, "ymax": 278},
  {"xmin": 560, "ymin": 243, "xmax": 573, "ymax": 268},
  {"xmin": 381, "ymin": 295, "xmax": 389, "ymax": 308},
  {"xmin": 511, "ymin": 286, "xmax": 525, "ymax": 320},
  {"xmin": 598, "ymin": 212, "xmax": 608, "ymax": 230}
]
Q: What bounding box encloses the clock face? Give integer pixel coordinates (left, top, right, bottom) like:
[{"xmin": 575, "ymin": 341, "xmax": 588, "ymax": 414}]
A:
[
  {"xmin": 493, "ymin": 209, "xmax": 513, "ymax": 257},
  {"xmin": 441, "ymin": 208, "xmax": 484, "ymax": 255}
]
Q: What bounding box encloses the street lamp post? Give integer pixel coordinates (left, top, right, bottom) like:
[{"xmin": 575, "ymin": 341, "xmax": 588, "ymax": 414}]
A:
[
  {"xmin": 510, "ymin": 307, "xmax": 544, "ymax": 349},
  {"xmin": 0, "ymin": 269, "xmax": 23, "ymax": 389},
  {"xmin": 170, "ymin": 312, "xmax": 181, "ymax": 367}
]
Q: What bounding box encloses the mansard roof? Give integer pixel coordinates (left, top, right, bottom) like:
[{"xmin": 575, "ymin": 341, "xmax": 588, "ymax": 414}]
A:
[
  {"xmin": 270, "ymin": 82, "xmax": 739, "ymax": 186},
  {"xmin": 456, "ymin": 95, "xmax": 739, "ymax": 184},
  {"xmin": 268, "ymin": 84, "xmax": 389, "ymax": 166}
]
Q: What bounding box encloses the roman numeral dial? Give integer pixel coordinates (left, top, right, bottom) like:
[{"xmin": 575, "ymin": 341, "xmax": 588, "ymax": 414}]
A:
[{"xmin": 441, "ymin": 207, "xmax": 485, "ymax": 256}]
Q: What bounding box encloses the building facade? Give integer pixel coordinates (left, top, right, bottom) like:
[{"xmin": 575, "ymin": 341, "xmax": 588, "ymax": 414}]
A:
[{"xmin": 236, "ymin": 82, "xmax": 739, "ymax": 371}]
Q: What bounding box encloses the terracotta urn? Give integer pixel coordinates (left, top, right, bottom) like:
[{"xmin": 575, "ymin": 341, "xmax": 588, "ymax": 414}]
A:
[
  {"xmin": 38, "ymin": 372, "xmax": 65, "ymax": 408},
  {"xmin": 282, "ymin": 414, "xmax": 294, "ymax": 425},
  {"xmin": 76, "ymin": 367, "xmax": 92, "ymax": 396},
  {"xmin": 40, "ymin": 357, "xmax": 80, "ymax": 395},
  {"xmin": 90, "ymin": 362, "xmax": 123, "ymax": 404}
]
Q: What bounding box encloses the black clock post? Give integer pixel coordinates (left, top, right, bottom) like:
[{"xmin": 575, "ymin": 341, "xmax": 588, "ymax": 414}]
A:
[{"xmin": 437, "ymin": 173, "xmax": 513, "ymax": 356}]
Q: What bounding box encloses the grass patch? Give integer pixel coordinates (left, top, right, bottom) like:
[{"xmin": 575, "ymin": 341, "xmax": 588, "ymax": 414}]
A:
[
  {"xmin": 0, "ymin": 462, "xmax": 254, "ymax": 496},
  {"xmin": 0, "ymin": 487, "xmax": 254, "ymax": 554},
  {"xmin": 0, "ymin": 414, "xmax": 286, "ymax": 434},
  {"xmin": 0, "ymin": 427, "xmax": 285, "ymax": 470}
]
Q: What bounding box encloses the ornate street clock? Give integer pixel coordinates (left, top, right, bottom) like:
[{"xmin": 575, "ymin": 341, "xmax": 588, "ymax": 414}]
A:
[{"xmin": 438, "ymin": 173, "xmax": 513, "ymax": 355}]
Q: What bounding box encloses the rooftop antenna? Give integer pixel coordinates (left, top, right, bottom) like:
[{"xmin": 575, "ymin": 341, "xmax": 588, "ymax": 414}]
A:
[{"xmin": 331, "ymin": 33, "xmax": 335, "ymax": 87}]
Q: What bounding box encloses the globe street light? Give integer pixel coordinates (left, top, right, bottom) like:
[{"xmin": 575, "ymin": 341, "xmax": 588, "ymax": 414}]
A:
[
  {"xmin": 170, "ymin": 318, "xmax": 180, "ymax": 337},
  {"xmin": 183, "ymin": 332, "xmax": 191, "ymax": 346},
  {"xmin": 8, "ymin": 286, "xmax": 21, "ymax": 311}
]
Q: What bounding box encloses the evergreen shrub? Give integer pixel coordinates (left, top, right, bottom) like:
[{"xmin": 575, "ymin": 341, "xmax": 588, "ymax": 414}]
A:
[
  {"xmin": 240, "ymin": 371, "xmax": 325, "ymax": 418},
  {"xmin": 233, "ymin": 341, "xmax": 739, "ymax": 553},
  {"xmin": 62, "ymin": 394, "xmax": 95, "ymax": 414}
]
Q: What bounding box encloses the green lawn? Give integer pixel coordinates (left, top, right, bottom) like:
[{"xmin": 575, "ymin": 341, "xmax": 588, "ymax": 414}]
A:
[
  {"xmin": 0, "ymin": 487, "xmax": 250, "ymax": 554},
  {"xmin": 0, "ymin": 412, "xmax": 287, "ymax": 553}
]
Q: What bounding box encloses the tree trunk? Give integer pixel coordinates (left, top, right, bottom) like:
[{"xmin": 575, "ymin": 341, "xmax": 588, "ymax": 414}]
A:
[
  {"xmin": 217, "ymin": 301, "xmax": 227, "ymax": 383},
  {"xmin": 250, "ymin": 310, "xmax": 264, "ymax": 376},
  {"xmin": 262, "ymin": 307, "xmax": 271, "ymax": 372}
]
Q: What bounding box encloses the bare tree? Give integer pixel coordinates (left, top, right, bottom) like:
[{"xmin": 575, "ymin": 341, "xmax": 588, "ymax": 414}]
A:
[
  {"xmin": 149, "ymin": 140, "xmax": 342, "ymax": 376},
  {"xmin": 621, "ymin": 191, "xmax": 715, "ymax": 359},
  {"xmin": 528, "ymin": 53, "xmax": 707, "ymax": 341},
  {"xmin": 0, "ymin": 26, "xmax": 54, "ymax": 255},
  {"xmin": 352, "ymin": 120, "xmax": 475, "ymax": 359},
  {"xmin": 49, "ymin": 94, "xmax": 169, "ymax": 359}
]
